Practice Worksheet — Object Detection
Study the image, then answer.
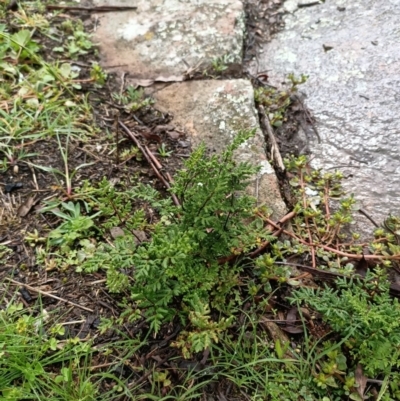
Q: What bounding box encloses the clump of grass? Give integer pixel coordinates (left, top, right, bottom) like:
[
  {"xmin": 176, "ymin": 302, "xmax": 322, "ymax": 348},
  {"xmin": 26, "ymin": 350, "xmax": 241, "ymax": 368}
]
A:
[{"xmin": 0, "ymin": 295, "xmax": 97, "ymax": 400}]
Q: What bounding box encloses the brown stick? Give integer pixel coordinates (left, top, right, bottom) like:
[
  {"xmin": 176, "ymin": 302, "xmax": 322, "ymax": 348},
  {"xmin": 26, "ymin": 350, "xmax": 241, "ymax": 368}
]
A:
[
  {"xmin": 46, "ymin": 5, "xmax": 137, "ymax": 12},
  {"xmin": 165, "ymin": 172, "xmax": 174, "ymax": 184},
  {"xmin": 359, "ymin": 208, "xmax": 380, "ymax": 228},
  {"xmin": 258, "ymin": 105, "xmax": 285, "ymax": 171},
  {"xmin": 145, "ymin": 146, "xmax": 163, "ymax": 170},
  {"xmin": 118, "ymin": 121, "xmax": 181, "ymax": 207},
  {"xmin": 218, "ymin": 211, "xmax": 296, "ymax": 263},
  {"xmin": 248, "ymin": 228, "xmax": 283, "ymax": 258},
  {"xmin": 249, "ymin": 211, "xmax": 297, "ymax": 258},
  {"xmin": 299, "ymin": 169, "xmax": 316, "ymax": 268},
  {"xmin": 5, "ymin": 278, "xmax": 94, "ymax": 312},
  {"xmin": 275, "ymin": 261, "xmax": 400, "ymax": 298}
]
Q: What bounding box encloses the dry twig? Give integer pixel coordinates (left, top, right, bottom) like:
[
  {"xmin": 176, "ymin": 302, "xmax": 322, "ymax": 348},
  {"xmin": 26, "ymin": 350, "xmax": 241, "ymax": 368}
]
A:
[
  {"xmin": 258, "ymin": 105, "xmax": 285, "ymax": 171},
  {"xmin": 5, "ymin": 278, "xmax": 94, "ymax": 312},
  {"xmin": 46, "ymin": 5, "xmax": 137, "ymax": 12},
  {"xmin": 118, "ymin": 121, "xmax": 181, "ymax": 207}
]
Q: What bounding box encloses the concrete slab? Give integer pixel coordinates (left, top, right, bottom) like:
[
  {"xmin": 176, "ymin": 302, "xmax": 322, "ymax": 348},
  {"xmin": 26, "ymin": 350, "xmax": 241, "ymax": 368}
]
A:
[
  {"xmin": 148, "ymin": 79, "xmax": 287, "ymax": 219},
  {"xmin": 92, "ymin": 0, "xmax": 245, "ymax": 78}
]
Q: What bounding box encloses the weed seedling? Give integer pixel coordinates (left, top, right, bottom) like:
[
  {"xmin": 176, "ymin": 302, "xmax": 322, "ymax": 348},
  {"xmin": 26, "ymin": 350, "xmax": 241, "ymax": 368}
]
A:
[
  {"xmin": 90, "ymin": 62, "xmax": 107, "ymax": 86},
  {"xmin": 46, "ymin": 201, "xmax": 101, "ymax": 251},
  {"xmin": 210, "ymin": 54, "xmax": 234, "ymax": 73},
  {"xmin": 157, "ymin": 143, "xmax": 172, "ymax": 157},
  {"xmin": 29, "ymin": 132, "xmax": 94, "ymax": 199},
  {"xmin": 112, "ymin": 86, "xmax": 154, "ymax": 111},
  {"xmin": 254, "ymin": 73, "xmax": 308, "ymax": 127}
]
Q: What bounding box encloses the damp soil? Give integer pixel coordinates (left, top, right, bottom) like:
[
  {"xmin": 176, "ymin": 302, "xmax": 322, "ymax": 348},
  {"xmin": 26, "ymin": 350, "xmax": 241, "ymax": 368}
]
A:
[
  {"xmin": 0, "ymin": 6, "xmax": 193, "ymax": 391},
  {"xmin": 243, "ymin": 0, "xmax": 318, "ymax": 159}
]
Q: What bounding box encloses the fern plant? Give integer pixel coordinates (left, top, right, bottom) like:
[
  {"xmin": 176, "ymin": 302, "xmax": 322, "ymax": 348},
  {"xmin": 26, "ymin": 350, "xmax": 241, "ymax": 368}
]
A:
[
  {"xmin": 81, "ymin": 130, "xmax": 272, "ymax": 353},
  {"xmin": 129, "ymin": 131, "xmax": 266, "ymax": 331}
]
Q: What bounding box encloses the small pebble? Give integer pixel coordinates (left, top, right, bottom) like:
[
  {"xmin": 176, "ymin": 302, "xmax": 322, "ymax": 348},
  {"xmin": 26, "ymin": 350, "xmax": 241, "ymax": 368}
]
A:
[
  {"xmin": 110, "ymin": 227, "xmax": 125, "ymax": 239},
  {"xmin": 4, "ymin": 182, "xmax": 23, "ymax": 193},
  {"xmin": 178, "ymin": 140, "xmax": 191, "ymax": 148}
]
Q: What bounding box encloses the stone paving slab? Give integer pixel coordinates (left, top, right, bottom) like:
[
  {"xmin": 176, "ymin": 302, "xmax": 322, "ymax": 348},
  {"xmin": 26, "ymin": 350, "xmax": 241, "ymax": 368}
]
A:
[
  {"xmin": 257, "ymin": 0, "xmax": 400, "ymax": 229},
  {"xmin": 147, "ymin": 79, "xmax": 287, "ymax": 219},
  {"xmin": 92, "ymin": 0, "xmax": 245, "ymax": 78}
]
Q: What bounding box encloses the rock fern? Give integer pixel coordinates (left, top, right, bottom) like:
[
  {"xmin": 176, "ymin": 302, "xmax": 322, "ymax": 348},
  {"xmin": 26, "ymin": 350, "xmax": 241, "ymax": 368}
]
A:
[{"xmin": 82, "ymin": 130, "xmax": 271, "ymax": 353}]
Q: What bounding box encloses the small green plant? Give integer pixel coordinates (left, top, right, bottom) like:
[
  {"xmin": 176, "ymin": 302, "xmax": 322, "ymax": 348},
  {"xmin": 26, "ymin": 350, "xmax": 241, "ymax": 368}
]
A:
[
  {"xmin": 112, "ymin": 86, "xmax": 154, "ymax": 112},
  {"xmin": 0, "ymin": 244, "xmax": 12, "ymax": 265},
  {"xmin": 90, "ymin": 62, "xmax": 107, "ymax": 86},
  {"xmin": 54, "ymin": 20, "xmax": 94, "ymax": 59},
  {"xmin": 80, "ymin": 130, "xmax": 272, "ymax": 354},
  {"xmin": 11, "ymin": 9, "xmax": 49, "ymax": 30},
  {"xmin": 46, "ymin": 201, "xmax": 101, "ymax": 252},
  {"xmin": 0, "ymin": 146, "xmax": 37, "ymax": 172},
  {"xmin": 120, "ymin": 145, "xmax": 143, "ymax": 161},
  {"xmin": 30, "ymin": 132, "xmax": 94, "ymax": 198},
  {"xmin": 290, "ymin": 268, "xmax": 400, "ymax": 377},
  {"xmin": 211, "ymin": 311, "xmax": 378, "ymax": 401},
  {"xmin": 157, "ymin": 143, "xmax": 172, "ymax": 157},
  {"xmin": 0, "ymin": 21, "xmax": 96, "ymax": 177},
  {"xmin": 254, "ymin": 73, "xmax": 308, "ymax": 127},
  {"xmin": 0, "ymin": 27, "xmax": 40, "ymax": 63},
  {"xmin": 0, "ymin": 299, "xmax": 99, "ymax": 401},
  {"xmin": 210, "ymin": 54, "xmax": 234, "ymax": 73}
]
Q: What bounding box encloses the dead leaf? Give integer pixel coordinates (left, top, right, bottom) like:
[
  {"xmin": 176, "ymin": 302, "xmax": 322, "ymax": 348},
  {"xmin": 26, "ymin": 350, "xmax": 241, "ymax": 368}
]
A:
[
  {"xmin": 136, "ymin": 128, "xmax": 162, "ymax": 144},
  {"xmin": 128, "ymin": 75, "xmax": 185, "ymax": 88},
  {"xmin": 17, "ymin": 196, "xmax": 36, "ymax": 217},
  {"xmin": 128, "ymin": 79, "xmax": 154, "ymax": 87},
  {"xmin": 286, "ymin": 307, "xmax": 297, "ymax": 324},
  {"xmin": 153, "ymin": 125, "xmax": 174, "ymax": 134},
  {"xmin": 178, "ymin": 140, "xmax": 190, "ymax": 148},
  {"xmin": 281, "ymin": 326, "xmax": 304, "ymax": 334},
  {"xmin": 167, "ymin": 131, "xmax": 180, "ymax": 140},
  {"xmin": 281, "ymin": 306, "xmax": 305, "ymax": 334},
  {"xmin": 355, "ymin": 364, "xmax": 367, "ymax": 399},
  {"xmin": 260, "ymin": 319, "xmax": 296, "ymax": 358}
]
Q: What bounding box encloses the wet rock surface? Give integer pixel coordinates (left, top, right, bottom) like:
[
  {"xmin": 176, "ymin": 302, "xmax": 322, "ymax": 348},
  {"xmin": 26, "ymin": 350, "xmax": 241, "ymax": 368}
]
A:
[
  {"xmin": 148, "ymin": 80, "xmax": 287, "ymax": 219},
  {"xmin": 257, "ymin": 0, "xmax": 400, "ymax": 231},
  {"xmin": 92, "ymin": 0, "xmax": 245, "ymax": 78}
]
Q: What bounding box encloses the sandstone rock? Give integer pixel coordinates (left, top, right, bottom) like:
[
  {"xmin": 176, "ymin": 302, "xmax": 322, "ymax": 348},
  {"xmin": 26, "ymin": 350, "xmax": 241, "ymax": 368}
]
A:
[{"xmin": 92, "ymin": 0, "xmax": 245, "ymax": 78}]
